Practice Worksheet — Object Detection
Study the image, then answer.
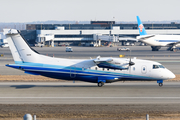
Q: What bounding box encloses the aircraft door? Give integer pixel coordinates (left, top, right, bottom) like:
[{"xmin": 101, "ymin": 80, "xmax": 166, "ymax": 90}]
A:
[
  {"xmin": 70, "ymin": 66, "xmax": 76, "ymax": 78},
  {"xmin": 141, "ymin": 65, "xmax": 147, "ymax": 74}
]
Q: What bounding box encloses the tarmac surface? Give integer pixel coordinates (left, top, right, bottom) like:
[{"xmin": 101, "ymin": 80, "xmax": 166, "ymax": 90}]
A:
[
  {"xmin": 1, "ymin": 45, "xmax": 180, "ymax": 58},
  {"xmin": 0, "ymin": 82, "xmax": 179, "ymax": 104}
]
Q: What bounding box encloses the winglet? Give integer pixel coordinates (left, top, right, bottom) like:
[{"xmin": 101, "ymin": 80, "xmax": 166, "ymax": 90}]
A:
[{"xmin": 136, "ymin": 16, "xmax": 147, "ymax": 36}]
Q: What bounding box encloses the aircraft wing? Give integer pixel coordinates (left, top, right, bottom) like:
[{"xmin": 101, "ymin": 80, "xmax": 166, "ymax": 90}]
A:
[
  {"xmin": 167, "ymin": 41, "xmax": 180, "ymax": 46},
  {"xmin": 94, "ymin": 58, "xmax": 113, "ymax": 63}
]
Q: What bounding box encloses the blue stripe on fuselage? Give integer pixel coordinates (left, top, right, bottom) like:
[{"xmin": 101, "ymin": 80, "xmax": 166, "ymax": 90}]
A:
[{"xmin": 156, "ymin": 40, "xmax": 180, "ymax": 42}]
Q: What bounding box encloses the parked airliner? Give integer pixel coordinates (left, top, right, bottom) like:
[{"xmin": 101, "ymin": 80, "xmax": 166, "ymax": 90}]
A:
[
  {"xmin": 136, "ymin": 16, "xmax": 180, "ymax": 51},
  {"xmin": 5, "ymin": 29, "xmax": 175, "ymax": 87}
]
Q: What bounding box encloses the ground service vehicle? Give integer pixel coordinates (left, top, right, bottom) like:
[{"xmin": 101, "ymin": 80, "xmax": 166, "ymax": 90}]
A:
[
  {"xmin": 117, "ymin": 47, "xmax": 130, "ymax": 51},
  {"xmin": 66, "ymin": 47, "xmax": 73, "ymax": 52}
]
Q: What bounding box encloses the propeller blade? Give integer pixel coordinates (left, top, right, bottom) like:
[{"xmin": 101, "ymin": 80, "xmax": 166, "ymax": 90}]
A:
[
  {"xmin": 129, "ymin": 58, "xmax": 135, "ymax": 66},
  {"xmin": 129, "ymin": 61, "xmax": 135, "ymax": 66}
]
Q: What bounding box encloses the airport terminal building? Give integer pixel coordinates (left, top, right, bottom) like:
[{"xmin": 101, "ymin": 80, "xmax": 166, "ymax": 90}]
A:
[{"xmin": 20, "ymin": 21, "xmax": 180, "ymax": 46}]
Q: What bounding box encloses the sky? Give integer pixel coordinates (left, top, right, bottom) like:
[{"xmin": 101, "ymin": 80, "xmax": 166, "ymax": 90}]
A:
[{"xmin": 1, "ymin": 0, "xmax": 180, "ymax": 23}]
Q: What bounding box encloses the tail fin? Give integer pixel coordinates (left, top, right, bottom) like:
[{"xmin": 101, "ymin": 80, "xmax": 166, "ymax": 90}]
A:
[
  {"xmin": 136, "ymin": 16, "xmax": 147, "ymax": 36},
  {"xmin": 5, "ymin": 29, "xmax": 40, "ymax": 64}
]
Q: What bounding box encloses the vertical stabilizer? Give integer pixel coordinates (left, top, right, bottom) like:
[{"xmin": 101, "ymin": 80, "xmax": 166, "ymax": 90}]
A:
[
  {"xmin": 5, "ymin": 29, "xmax": 40, "ymax": 63},
  {"xmin": 136, "ymin": 16, "xmax": 147, "ymax": 36},
  {"xmin": 5, "ymin": 30, "xmax": 22, "ymax": 64}
]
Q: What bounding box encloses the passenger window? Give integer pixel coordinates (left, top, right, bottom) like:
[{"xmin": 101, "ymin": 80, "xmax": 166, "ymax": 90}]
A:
[
  {"xmin": 143, "ymin": 67, "xmax": 145, "ymax": 71},
  {"xmin": 95, "ymin": 67, "xmax": 97, "ymax": 70},
  {"xmin": 153, "ymin": 65, "xmax": 159, "ymax": 69}
]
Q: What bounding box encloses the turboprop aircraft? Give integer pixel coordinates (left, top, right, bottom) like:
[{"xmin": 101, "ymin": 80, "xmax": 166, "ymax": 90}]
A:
[
  {"xmin": 136, "ymin": 16, "xmax": 180, "ymax": 51},
  {"xmin": 5, "ymin": 29, "xmax": 175, "ymax": 87}
]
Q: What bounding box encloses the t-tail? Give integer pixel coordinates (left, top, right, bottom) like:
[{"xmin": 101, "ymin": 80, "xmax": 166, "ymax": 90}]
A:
[
  {"xmin": 136, "ymin": 16, "xmax": 147, "ymax": 36},
  {"xmin": 5, "ymin": 29, "xmax": 44, "ymax": 64}
]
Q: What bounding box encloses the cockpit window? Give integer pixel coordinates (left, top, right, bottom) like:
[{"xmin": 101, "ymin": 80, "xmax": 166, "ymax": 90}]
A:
[
  {"xmin": 159, "ymin": 65, "xmax": 165, "ymax": 68},
  {"xmin": 153, "ymin": 65, "xmax": 165, "ymax": 69},
  {"xmin": 153, "ymin": 65, "xmax": 159, "ymax": 69}
]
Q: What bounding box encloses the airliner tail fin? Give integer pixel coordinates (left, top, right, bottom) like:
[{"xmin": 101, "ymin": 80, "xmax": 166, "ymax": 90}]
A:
[{"xmin": 136, "ymin": 16, "xmax": 147, "ymax": 36}]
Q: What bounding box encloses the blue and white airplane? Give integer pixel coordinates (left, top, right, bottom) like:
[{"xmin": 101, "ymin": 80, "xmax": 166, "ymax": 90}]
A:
[
  {"xmin": 136, "ymin": 16, "xmax": 180, "ymax": 51},
  {"xmin": 5, "ymin": 29, "xmax": 175, "ymax": 87}
]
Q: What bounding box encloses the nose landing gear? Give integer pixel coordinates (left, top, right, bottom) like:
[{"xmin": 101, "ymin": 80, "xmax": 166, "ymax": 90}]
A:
[
  {"xmin": 159, "ymin": 83, "xmax": 163, "ymax": 87},
  {"xmin": 157, "ymin": 80, "xmax": 163, "ymax": 87}
]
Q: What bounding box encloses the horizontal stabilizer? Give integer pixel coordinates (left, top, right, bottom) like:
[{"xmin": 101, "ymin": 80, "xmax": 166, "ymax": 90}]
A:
[{"xmin": 5, "ymin": 29, "xmax": 18, "ymax": 35}]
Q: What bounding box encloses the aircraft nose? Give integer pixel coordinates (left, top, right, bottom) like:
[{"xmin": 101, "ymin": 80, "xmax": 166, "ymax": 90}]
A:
[
  {"xmin": 166, "ymin": 70, "xmax": 176, "ymax": 79},
  {"xmin": 169, "ymin": 72, "xmax": 176, "ymax": 79}
]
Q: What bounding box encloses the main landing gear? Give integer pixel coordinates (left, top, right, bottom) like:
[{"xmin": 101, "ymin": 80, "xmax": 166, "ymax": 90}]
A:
[
  {"xmin": 97, "ymin": 80, "xmax": 106, "ymax": 87},
  {"xmin": 98, "ymin": 82, "xmax": 104, "ymax": 87},
  {"xmin": 157, "ymin": 80, "xmax": 163, "ymax": 87},
  {"xmin": 151, "ymin": 46, "xmax": 161, "ymax": 51}
]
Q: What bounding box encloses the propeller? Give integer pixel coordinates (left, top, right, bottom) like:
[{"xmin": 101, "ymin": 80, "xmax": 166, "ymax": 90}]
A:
[
  {"xmin": 128, "ymin": 49, "xmax": 135, "ymax": 73},
  {"xmin": 129, "ymin": 58, "xmax": 135, "ymax": 66},
  {"xmin": 129, "ymin": 49, "xmax": 135, "ymax": 66}
]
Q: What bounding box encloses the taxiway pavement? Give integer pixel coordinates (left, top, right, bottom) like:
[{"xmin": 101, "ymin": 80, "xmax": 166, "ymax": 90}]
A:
[{"xmin": 0, "ymin": 82, "xmax": 179, "ymax": 104}]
